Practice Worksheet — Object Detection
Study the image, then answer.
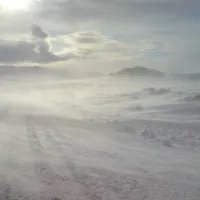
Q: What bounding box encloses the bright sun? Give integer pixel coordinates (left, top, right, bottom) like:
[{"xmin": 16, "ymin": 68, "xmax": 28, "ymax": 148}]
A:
[{"xmin": 0, "ymin": 0, "xmax": 30, "ymax": 10}]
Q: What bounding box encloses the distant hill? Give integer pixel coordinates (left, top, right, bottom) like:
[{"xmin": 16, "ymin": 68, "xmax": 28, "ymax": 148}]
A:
[{"xmin": 110, "ymin": 66, "xmax": 164, "ymax": 77}]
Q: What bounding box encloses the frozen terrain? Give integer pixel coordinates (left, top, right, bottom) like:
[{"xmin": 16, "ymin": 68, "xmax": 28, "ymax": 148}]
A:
[{"xmin": 0, "ymin": 73, "xmax": 200, "ymax": 200}]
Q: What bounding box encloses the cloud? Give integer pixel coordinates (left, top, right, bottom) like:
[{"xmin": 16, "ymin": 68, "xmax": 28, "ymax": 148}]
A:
[
  {"xmin": 54, "ymin": 31, "xmax": 108, "ymax": 46},
  {"xmin": 0, "ymin": 40, "xmax": 35, "ymax": 63},
  {"xmin": 139, "ymin": 40, "xmax": 165, "ymax": 52},
  {"xmin": 0, "ymin": 40, "xmax": 55, "ymax": 63},
  {"xmin": 0, "ymin": 23, "xmax": 80, "ymax": 64},
  {"xmin": 0, "ymin": 27, "xmax": 167, "ymax": 70},
  {"xmin": 0, "ymin": 37, "xmax": 77, "ymax": 64},
  {"xmin": 71, "ymin": 32, "xmax": 107, "ymax": 44},
  {"xmin": 37, "ymin": 0, "xmax": 200, "ymax": 25},
  {"xmin": 0, "ymin": 0, "xmax": 199, "ymax": 71},
  {"xmin": 31, "ymin": 24, "xmax": 48, "ymax": 39},
  {"xmin": 52, "ymin": 31, "xmax": 137, "ymax": 60}
]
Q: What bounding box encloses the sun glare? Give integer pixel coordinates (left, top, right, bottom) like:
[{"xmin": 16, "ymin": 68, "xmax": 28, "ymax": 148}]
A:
[{"xmin": 0, "ymin": 0, "xmax": 30, "ymax": 10}]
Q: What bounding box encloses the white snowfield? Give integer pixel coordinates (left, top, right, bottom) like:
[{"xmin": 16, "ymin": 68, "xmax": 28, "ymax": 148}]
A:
[{"xmin": 0, "ymin": 76, "xmax": 200, "ymax": 200}]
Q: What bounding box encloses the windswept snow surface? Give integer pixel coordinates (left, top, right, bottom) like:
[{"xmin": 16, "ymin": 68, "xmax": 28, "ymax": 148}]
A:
[{"xmin": 0, "ymin": 75, "xmax": 200, "ymax": 200}]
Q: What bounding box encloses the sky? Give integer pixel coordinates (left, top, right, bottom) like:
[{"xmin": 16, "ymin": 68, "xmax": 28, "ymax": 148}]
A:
[{"xmin": 0, "ymin": 0, "xmax": 200, "ymax": 73}]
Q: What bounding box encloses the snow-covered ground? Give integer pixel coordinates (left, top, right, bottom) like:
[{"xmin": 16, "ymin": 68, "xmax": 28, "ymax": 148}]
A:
[{"xmin": 0, "ymin": 75, "xmax": 200, "ymax": 200}]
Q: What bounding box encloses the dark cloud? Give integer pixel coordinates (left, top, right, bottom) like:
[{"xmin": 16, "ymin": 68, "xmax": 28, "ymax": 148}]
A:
[
  {"xmin": 37, "ymin": 0, "xmax": 200, "ymax": 25},
  {"xmin": 0, "ymin": 39, "xmax": 75, "ymax": 63},
  {"xmin": 0, "ymin": 40, "xmax": 36, "ymax": 63},
  {"xmin": 31, "ymin": 24, "xmax": 48, "ymax": 39}
]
